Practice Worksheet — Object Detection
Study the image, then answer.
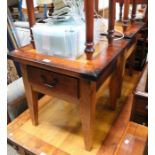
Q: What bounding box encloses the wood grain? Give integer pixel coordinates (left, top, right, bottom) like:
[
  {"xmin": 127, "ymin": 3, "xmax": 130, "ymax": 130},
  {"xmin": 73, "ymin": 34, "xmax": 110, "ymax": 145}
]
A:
[
  {"xmin": 114, "ymin": 122, "xmax": 148, "ymax": 155},
  {"xmin": 84, "ymin": 0, "xmax": 95, "ymax": 60},
  {"xmin": 79, "ymin": 80, "xmax": 96, "ymax": 150},
  {"xmin": 108, "ymin": 0, "xmax": 116, "ymax": 44},
  {"xmin": 25, "ymin": 0, "xmax": 36, "ymax": 46},
  {"xmin": 123, "ymin": 0, "xmax": 130, "ymax": 33},
  {"xmin": 8, "ymin": 22, "xmax": 144, "ymax": 82},
  {"xmin": 27, "ymin": 66, "xmax": 79, "ymax": 103},
  {"xmin": 20, "ymin": 64, "xmax": 38, "ymax": 125},
  {"xmin": 8, "ymin": 22, "xmax": 145, "ymax": 151},
  {"xmin": 131, "ymin": 0, "xmax": 137, "ymax": 23}
]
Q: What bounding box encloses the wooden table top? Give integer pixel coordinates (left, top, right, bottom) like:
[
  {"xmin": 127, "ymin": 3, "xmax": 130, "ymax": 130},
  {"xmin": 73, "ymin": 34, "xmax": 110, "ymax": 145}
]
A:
[{"xmin": 8, "ymin": 22, "xmax": 144, "ymax": 80}]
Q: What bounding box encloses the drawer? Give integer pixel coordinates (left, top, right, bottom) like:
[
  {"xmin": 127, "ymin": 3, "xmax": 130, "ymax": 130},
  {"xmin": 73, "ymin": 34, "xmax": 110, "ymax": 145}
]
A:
[{"xmin": 27, "ymin": 66, "xmax": 79, "ymax": 99}]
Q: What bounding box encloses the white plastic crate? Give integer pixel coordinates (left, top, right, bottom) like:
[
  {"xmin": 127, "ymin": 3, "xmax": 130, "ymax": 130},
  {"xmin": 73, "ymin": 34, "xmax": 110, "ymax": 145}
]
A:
[{"xmin": 32, "ymin": 19, "xmax": 103, "ymax": 59}]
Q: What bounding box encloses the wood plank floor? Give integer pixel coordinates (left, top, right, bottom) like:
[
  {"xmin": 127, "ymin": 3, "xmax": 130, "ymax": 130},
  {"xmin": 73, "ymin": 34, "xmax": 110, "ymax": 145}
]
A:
[
  {"xmin": 114, "ymin": 122, "xmax": 148, "ymax": 155},
  {"xmin": 8, "ymin": 70, "xmax": 147, "ymax": 155},
  {"xmin": 97, "ymin": 94, "xmax": 148, "ymax": 155}
]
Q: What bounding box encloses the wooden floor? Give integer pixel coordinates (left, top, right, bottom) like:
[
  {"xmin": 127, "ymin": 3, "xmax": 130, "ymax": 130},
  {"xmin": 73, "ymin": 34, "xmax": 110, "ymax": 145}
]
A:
[
  {"xmin": 114, "ymin": 122, "xmax": 148, "ymax": 155},
  {"xmin": 7, "ymin": 70, "xmax": 147, "ymax": 155}
]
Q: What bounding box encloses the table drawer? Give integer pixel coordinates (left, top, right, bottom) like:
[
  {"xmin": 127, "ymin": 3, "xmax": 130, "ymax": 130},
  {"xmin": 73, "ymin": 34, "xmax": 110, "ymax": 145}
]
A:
[{"xmin": 27, "ymin": 66, "xmax": 79, "ymax": 98}]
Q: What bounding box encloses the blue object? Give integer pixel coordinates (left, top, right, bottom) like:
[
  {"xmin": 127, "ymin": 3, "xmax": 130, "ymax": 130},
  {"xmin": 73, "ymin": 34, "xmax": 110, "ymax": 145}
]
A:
[
  {"xmin": 44, "ymin": 4, "xmax": 48, "ymax": 18},
  {"xmin": 18, "ymin": 0, "xmax": 24, "ymax": 21}
]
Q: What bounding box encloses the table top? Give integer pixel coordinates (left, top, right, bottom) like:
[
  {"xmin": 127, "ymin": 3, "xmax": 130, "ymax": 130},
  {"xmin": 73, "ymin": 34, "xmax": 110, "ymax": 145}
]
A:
[{"xmin": 8, "ymin": 22, "xmax": 144, "ymax": 80}]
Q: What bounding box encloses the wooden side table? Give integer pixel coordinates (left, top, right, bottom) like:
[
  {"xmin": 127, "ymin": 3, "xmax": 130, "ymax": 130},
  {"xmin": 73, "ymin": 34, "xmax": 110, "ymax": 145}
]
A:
[
  {"xmin": 9, "ymin": 37, "xmax": 128, "ymax": 151},
  {"xmin": 8, "ymin": 0, "xmax": 145, "ymax": 150},
  {"xmin": 8, "ymin": 20, "xmax": 144, "ymax": 150}
]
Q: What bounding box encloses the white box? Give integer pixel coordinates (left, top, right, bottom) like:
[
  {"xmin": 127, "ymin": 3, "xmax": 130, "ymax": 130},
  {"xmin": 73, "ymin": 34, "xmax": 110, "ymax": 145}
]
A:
[
  {"xmin": 32, "ymin": 22, "xmax": 85, "ymax": 59},
  {"xmin": 32, "ymin": 19, "xmax": 103, "ymax": 59}
]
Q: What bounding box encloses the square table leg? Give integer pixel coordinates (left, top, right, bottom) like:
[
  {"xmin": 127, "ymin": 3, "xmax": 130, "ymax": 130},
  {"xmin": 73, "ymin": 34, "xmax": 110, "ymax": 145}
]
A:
[
  {"xmin": 115, "ymin": 52, "xmax": 126, "ymax": 98},
  {"xmin": 20, "ymin": 64, "xmax": 38, "ymax": 126},
  {"xmin": 79, "ymin": 79, "xmax": 96, "ymax": 151}
]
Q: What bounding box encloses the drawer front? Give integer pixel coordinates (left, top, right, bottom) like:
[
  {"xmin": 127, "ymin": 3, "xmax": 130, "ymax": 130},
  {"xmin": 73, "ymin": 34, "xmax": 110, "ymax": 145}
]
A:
[{"xmin": 27, "ymin": 66, "xmax": 78, "ymax": 98}]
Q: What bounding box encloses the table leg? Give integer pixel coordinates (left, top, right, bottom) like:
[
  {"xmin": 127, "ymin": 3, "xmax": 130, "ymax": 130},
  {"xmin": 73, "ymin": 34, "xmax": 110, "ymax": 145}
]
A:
[
  {"xmin": 128, "ymin": 50, "xmax": 135, "ymax": 76},
  {"xmin": 116, "ymin": 52, "xmax": 126, "ymax": 98},
  {"xmin": 109, "ymin": 54, "xmax": 126, "ymax": 109},
  {"xmin": 20, "ymin": 64, "xmax": 38, "ymax": 125},
  {"xmin": 79, "ymin": 80, "xmax": 96, "ymax": 151},
  {"xmin": 109, "ymin": 71, "xmax": 118, "ymax": 110}
]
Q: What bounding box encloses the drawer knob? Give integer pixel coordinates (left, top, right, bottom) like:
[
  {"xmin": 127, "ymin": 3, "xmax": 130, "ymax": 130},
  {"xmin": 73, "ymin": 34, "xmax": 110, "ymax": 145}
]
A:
[{"xmin": 41, "ymin": 75, "xmax": 58, "ymax": 88}]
